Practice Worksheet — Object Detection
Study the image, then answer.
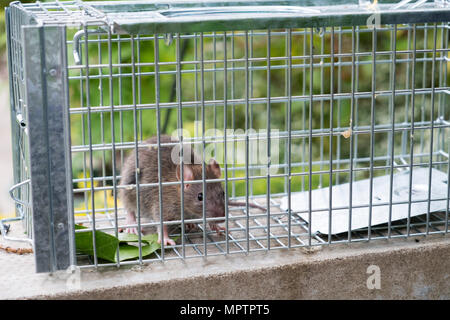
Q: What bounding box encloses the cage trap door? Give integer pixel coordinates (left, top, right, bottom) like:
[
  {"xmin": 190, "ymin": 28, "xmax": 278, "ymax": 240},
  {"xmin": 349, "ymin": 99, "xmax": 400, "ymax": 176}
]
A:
[
  {"xmin": 281, "ymin": 168, "xmax": 449, "ymax": 235},
  {"xmin": 22, "ymin": 26, "xmax": 75, "ymax": 273}
]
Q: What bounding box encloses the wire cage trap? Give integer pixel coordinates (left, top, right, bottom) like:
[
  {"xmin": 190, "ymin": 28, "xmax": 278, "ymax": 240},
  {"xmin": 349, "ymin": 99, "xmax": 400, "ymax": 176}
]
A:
[{"xmin": 3, "ymin": 0, "xmax": 450, "ymax": 273}]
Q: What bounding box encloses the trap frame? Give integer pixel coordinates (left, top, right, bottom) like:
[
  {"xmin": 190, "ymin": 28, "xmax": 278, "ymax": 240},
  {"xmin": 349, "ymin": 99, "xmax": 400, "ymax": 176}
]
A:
[{"xmin": 3, "ymin": 0, "xmax": 450, "ymax": 273}]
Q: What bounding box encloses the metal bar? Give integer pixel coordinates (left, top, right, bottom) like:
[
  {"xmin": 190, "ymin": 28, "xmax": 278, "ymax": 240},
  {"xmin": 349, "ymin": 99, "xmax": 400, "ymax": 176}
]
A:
[
  {"xmin": 223, "ymin": 31, "xmax": 230, "ymax": 254},
  {"xmin": 83, "ymin": 23, "xmax": 98, "ymax": 267},
  {"xmin": 420, "ymin": 23, "xmax": 428, "ymax": 162},
  {"xmin": 368, "ymin": 25, "xmax": 377, "ymax": 240},
  {"xmin": 176, "ymin": 33, "xmax": 186, "ymax": 259},
  {"xmin": 69, "ymin": 120, "xmax": 450, "ymax": 154},
  {"xmin": 387, "ymin": 24, "xmax": 397, "ymax": 238},
  {"xmin": 60, "ymin": 26, "xmax": 444, "ymax": 44},
  {"xmin": 446, "ymin": 131, "xmax": 449, "ymax": 234},
  {"xmin": 348, "ymin": 26, "xmax": 356, "ymax": 243},
  {"xmin": 66, "ymin": 52, "xmax": 450, "ymax": 77},
  {"xmin": 154, "ymin": 34, "xmax": 165, "ymax": 260},
  {"xmin": 194, "ymin": 33, "xmax": 199, "ymax": 139},
  {"xmin": 266, "ymin": 28, "xmax": 271, "ymax": 250},
  {"xmin": 22, "ymin": 25, "xmax": 73, "ymax": 273},
  {"xmin": 336, "ymin": 27, "xmax": 342, "ymax": 185},
  {"xmin": 118, "ymin": 34, "xmax": 124, "ymax": 170},
  {"xmin": 301, "ymin": 27, "xmax": 307, "ymax": 192},
  {"xmin": 244, "ymin": 30, "xmax": 250, "ymax": 252},
  {"xmin": 66, "ymin": 86, "xmax": 450, "ymax": 115},
  {"xmin": 97, "ymin": 2, "xmax": 450, "ymax": 34},
  {"xmin": 308, "ymin": 27, "xmax": 313, "ymax": 247},
  {"xmin": 445, "ymin": 25, "xmax": 450, "ymax": 235},
  {"xmin": 438, "ymin": 23, "xmax": 445, "ymax": 175},
  {"xmin": 328, "ymin": 26, "xmax": 335, "ymax": 243},
  {"xmin": 231, "ymin": 31, "xmax": 236, "ymax": 199},
  {"xmin": 286, "ymin": 28, "xmax": 292, "ymax": 248},
  {"xmin": 5, "ymin": 7, "xmax": 21, "ymax": 214},
  {"xmin": 213, "ymin": 32, "xmax": 218, "ymax": 161},
  {"xmin": 72, "ymin": 193, "xmax": 450, "ymax": 230},
  {"xmin": 72, "ymin": 157, "xmax": 450, "ymax": 196},
  {"xmin": 426, "ymin": 23, "xmax": 438, "ymax": 235},
  {"xmin": 137, "ymin": 34, "xmax": 143, "ymax": 141},
  {"xmin": 402, "ymin": 26, "xmax": 412, "ymax": 159},
  {"xmin": 200, "ymin": 32, "xmax": 207, "ymax": 256},
  {"xmin": 407, "ymin": 24, "xmax": 417, "ymax": 237},
  {"xmin": 107, "ymin": 28, "xmax": 120, "ymax": 266},
  {"xmin": 131, "ymin": 35, "xmax": 143, "ymax": 263}
]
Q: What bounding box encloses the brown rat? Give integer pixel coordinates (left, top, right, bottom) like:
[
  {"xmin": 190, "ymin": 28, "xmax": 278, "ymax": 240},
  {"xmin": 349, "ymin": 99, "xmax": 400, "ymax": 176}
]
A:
[
  {"xmin": 119, "ymin": 135, "xmax": 266, "ymax": 246},
  {"xmin": 119, "ymin": 135, "xmax": 226, "ymax": 245}
]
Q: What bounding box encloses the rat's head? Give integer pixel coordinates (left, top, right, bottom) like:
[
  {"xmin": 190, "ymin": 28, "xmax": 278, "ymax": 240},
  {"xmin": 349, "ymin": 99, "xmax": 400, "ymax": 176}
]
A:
[{"xmin": 176, "ymin": 159, "xmax": 225, "ymax": 219}]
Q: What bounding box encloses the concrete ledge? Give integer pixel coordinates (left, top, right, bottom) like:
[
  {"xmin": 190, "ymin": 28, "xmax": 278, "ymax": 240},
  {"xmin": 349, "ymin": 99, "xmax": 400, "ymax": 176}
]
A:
[{"xmin": 1, "ymin": 232, "xmax": 449, "ymax": 299}]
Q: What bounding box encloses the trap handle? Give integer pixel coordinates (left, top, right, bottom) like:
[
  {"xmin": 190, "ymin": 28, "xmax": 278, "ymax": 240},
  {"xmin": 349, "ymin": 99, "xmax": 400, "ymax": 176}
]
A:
[
  {"xmin": 73, "ymin": 29, "xmax": 107, "ymax": 65},
  {"xmin": 0, "ymin": 179, "xmax": 33, "ymax": 244},
  {"xmin": 9, "ymin": 178, "xmax": 30, "ymax": 208}
]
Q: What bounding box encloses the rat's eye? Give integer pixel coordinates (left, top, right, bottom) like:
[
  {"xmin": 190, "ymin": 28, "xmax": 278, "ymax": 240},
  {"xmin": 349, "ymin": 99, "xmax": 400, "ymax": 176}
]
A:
[
  {"xmin": 197, "ymin": 192, "xmax": 203, "ymax": 201},
  {"xmin": 222, "ymin": 191, "xmax": 225, "ymax": 198}
]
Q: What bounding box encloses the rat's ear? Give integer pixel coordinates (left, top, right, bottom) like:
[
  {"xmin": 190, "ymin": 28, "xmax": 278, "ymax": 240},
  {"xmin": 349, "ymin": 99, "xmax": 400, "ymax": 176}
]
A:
[
  {"xmin": 176, "ymin": 164, "xmax": 194, "ymax": 190},
  {"xmin": 207, "ymin": 158, "xmax": 221, "ymax": 178}
]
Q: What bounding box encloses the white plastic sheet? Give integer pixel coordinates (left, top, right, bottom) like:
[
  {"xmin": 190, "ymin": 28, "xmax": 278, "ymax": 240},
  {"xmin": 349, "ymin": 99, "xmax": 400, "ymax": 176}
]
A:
[{"xmin": 280, "ymin": 168, "xmax": 449, "ymax": 235}]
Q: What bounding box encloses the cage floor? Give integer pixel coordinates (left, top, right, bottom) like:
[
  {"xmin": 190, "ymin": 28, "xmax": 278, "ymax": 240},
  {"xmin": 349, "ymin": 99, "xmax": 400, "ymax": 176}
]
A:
[{"xmin": 74, "ymin": 196, "xmax": 449, "ymax": 267}]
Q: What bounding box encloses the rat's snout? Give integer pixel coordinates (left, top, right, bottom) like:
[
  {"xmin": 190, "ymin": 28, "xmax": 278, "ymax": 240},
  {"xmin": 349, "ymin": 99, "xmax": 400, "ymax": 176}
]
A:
[
  {"xmin": 210, "ymin": 207, "xmax": 225, "ymax": 218},
  {"xmin": 207, "ymin": 206, "xmax": 225, "ymax": 224},
  {"xmin": 215, "ymin": 209, "xmax": 225, "ymax": 224}
]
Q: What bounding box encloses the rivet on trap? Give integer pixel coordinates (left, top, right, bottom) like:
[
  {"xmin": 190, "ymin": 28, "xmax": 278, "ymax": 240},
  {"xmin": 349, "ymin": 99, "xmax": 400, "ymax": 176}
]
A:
[{"xmin": 48, "ymin": 68, "xmax": 57, "ymax": 77}]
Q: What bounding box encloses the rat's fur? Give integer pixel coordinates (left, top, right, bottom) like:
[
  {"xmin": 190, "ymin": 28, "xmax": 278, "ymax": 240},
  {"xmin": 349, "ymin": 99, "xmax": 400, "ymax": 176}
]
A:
[{"xmin": 119, "ymin": 135, "xmax": 226, "ymax": 243}]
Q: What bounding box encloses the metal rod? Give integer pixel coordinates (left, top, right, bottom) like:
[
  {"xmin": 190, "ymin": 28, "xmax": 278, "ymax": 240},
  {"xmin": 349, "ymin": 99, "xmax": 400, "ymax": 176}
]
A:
[
  {"xmin": 266, "ymin": 28, "xmax": 272, "ymax": 250},
  {"xmin": 388, "ymin": 24, "xmax": 397, "ymax": 238},
  {"xmin": 308, "ymin": 27, "xmax": 313, "ymax": 247},
  {"xmin": 368, "ymin": 25, "xmax": 377, "ymax": 240},
  {"xmin": 426, "ymin": 23, "xmax": 438, "ymax": 235},
  {"xmin": 328, "ymin": 26, "xmax": 335, "ymax": 243},
  {"xmin": 154, "ymin": 34, "xmax": 165, "ymax": 260},
  {"xmin": 407, "ymin": 24, "xmax": 417, "ymax": 237}
]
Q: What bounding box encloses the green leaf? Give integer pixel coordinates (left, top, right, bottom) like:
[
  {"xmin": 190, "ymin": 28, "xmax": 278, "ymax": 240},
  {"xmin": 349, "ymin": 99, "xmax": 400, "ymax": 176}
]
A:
[
  {"xmin": 117, "ymin": 241, "xmax": 161, "ymax": 262},
  {"xmin": 75, "ymin": 224, "xmax": 177, "ymax": 263},
  {"xmin": 118, "ymin": 232, "xmax": 159, "ymax": 244},
  {"xmin": 74, "ymin": 224, "xmax": 119, "ymax": 263},
  {"xmin": 116, "ymin": 233, "xmax": 161, "ymax": 262}
]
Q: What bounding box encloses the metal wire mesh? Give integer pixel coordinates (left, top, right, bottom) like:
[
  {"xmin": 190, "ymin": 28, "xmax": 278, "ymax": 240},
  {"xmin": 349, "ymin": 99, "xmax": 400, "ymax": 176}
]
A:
[
  {"xmin": 4, "ymin": 3, "xmax": 33, "ymax": 242},
  {"xmin": 69, "ymin": 25, "xmax": 449, "ymax": 267},
  {"xmin": 5, "ymin": 0, "xmax": 450, "ymax": 271}
]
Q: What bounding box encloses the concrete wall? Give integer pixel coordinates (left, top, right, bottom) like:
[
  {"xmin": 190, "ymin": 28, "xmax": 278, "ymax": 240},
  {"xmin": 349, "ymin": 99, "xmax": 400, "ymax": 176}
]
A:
[{"xmin": 1, "ymin": 229, "xmax": 448, "ymax": 299}]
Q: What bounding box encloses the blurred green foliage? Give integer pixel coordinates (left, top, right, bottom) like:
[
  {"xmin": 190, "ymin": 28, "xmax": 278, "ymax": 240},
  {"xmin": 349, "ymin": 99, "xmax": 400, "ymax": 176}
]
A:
[
  {"xmin": 0, "ymin": 11, "xmax": 5, "ymax": 55},
  {"xmin": 2, "ymin": 1, "xmax": 449, "ymax": 203},
  {"xmin": 1, "ymin": 1, "xmax": 15, "ymax": 55}
]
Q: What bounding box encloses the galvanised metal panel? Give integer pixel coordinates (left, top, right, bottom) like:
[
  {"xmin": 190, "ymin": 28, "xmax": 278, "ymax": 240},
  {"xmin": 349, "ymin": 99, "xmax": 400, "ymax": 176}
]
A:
[
  {"xmin": 5, "ymin": 7, "xmax": 21, "ymax": 216},
  {"xmin": 10, "ymin": 1, "xmax": 450, "ymax": 33},
  {"xmin": 22, "ymin": 25, "xmax": 75, "ymax": 273}
]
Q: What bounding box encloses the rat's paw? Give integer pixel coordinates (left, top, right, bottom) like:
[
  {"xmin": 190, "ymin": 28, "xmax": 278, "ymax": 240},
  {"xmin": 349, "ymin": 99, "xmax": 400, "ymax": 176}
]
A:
[
  {"xmin": 185, "ymin": 223, "xmax": 199, "ymax": 232},
  {"xmin": 209, "ymin": 223, "xmax": 229, "ymax": 235},
  {"xmin": 158, "ymin": 237, "xmax": 176, "ymax": 246},
  {"xmin": 125, "ymin": 227, "xmax": 140, "ymax": 235}
]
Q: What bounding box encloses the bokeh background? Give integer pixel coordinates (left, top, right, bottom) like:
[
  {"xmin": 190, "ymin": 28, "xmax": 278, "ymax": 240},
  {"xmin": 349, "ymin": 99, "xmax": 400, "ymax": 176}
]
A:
[{"xmin": 1, "ymin": 0, "xmax": 448, "ymax": 219}]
